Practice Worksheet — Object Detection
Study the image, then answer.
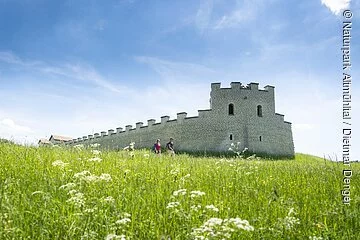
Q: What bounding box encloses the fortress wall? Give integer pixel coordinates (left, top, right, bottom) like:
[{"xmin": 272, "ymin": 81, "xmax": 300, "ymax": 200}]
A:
[
  {"xmin": 70, "ymin": 112, "xmax": 230, "ymax": 152},
  {"xmin": 67, "ymin": 82, "xmax": 294, "ymax": 157}
]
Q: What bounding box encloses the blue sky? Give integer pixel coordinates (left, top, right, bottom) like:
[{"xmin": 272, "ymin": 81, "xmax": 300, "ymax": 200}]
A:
[{"xmin": 0, "ymin": 0, "xmax": 359, "ymax": 160}]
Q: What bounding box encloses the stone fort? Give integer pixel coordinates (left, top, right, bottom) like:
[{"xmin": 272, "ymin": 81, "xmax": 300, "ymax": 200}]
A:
[{"xmin": 64, "ymin": 82, "xmax": 294, "ymax": 157}]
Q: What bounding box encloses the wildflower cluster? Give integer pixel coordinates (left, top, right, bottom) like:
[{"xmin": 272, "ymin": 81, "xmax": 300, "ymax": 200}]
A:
[
  {"xmin": 73, "ymin": 144, "xmax": 84, "ymax": 150},
  {"xmin": 90, "ymin": 143, "xmax": 101, "ymax": 148},
  {"xmin": 277, "ymin": 208, "xmax": 300, "ymax": 230},
  {"xmin": 52, "ymin": 160, "xmax": 69, "ymax": 168},
  {"xmin": 106, "ymin": 213, "xmax": 132, "ymax": 240},
  {"xmin": 228, "ymin": 142, "xmax": 248, "ymax": 157},
  {"xmin": 190, "ymin": 190, "xmax": 205, "ymax": 198},
  {"xmin": 191, "ymin": 217, "xmax": 254, "ymax": 239},
  {"xmin": 66, "ymin": 190, "xmax": 85, "ymax": 208},
  {"xmin": 73, "ymin": 170, "xmax": 112, "ymax": 183}
]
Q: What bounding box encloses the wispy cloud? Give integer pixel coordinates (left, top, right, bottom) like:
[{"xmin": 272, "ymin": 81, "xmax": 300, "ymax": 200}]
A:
[
  {"xmin": 0, "ymin": 118, "xmax": 33, "ymax": 133},
  {"xmin": 195, "ymin": 0, "xmax": 214, "ymax": 33},
  {"xmin": 214, "ymin": 0, "xmax": 266, "ymax": 29},
  {"xmin": 94, "ymin": 19, "xmax": 107, "ymax": 31},
  {"xmin": 134, "ymin": 56, "xmax": 218, "ymax": 82},
  {"xmin": 321, "ymin": 0, "xmax": 351, "ymax": 15},
  {"xmin": 0, "ymin": 51, "xmax": 124, "ymax": 93}
]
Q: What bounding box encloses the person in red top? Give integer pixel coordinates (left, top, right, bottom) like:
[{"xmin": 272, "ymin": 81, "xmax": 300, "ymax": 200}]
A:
[{"xmin": 154, "ymin": 139, "xmax": 161, "ymax": 154}]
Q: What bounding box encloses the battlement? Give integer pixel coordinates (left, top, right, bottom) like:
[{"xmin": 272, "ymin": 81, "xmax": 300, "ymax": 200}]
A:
[
  {"xmin": 211, "ymin": 82, "xmax": 274, "ymax": 93},
  {"xmin": 62, "ymin": 82, "xmax": 293, "ymax": 157}
]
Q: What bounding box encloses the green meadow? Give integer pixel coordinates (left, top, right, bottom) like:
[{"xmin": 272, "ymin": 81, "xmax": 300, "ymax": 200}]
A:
[{"xmin": 0, "ymin": 141, "xmax": 359, "ymax": 240}]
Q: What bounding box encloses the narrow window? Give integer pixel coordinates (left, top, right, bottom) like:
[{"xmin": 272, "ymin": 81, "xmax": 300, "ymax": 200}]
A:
[
  {"xmin": 230, "ymin": 134, "xmax": 233, "ymax": 140},
  {"xmin": 259, "ymin": 136, "xmax": 262, "ymax": 142},
  {"xmin": 229, "ymin": 104, "xmax": 234, "ymax": 115},
  {"xmin": 257, "ymin": 105, "xmax": 263, "ymax": 117}
]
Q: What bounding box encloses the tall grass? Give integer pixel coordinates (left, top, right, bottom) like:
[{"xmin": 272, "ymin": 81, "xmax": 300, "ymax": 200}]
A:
[{"xmin": 0, "ymin": 142, "xmax": 359, "ymax": 239}]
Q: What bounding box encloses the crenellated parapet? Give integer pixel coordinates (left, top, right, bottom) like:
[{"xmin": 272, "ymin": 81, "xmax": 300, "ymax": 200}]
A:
[
  {"xmin": 61, "ymin": 82, "xmax": 293, "ymax": 157},
  {"xmin": 66, "ymin": 82, "xmax": 291, "ymax": 143}
]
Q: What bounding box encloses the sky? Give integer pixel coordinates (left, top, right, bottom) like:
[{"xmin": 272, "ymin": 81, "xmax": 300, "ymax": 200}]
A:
[{"xmin": 0, "ymin": 0, "xmax": 359, "ymax": 160}]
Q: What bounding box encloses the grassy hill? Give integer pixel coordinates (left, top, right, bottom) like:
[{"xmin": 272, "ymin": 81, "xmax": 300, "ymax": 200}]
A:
[{"xmin": 0, "ymin": 142, "xmax": 359, "ymax": 239}]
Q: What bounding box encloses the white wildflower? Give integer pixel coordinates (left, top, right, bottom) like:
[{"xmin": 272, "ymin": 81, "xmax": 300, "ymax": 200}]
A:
[
  {"xmin": 103, "ymin": 196, "xmax": 115, "ymax": 203},
  {"xmin": 190, "ymin": 191, "xmax": 206, "ymax": 198},
  {"xmin": 205, "ymin": 205, "xmax": 219, "ymax": 212},
  {"xmin": 173, "ymin": 189, "xmax": 187, "ymax": 196},
  {"xmin": 88, "ymin": 157, "xmax": 102, "ymax": 162},
  {"xmin": 66, "ymin": 192, "xmax": 85, "ymax": 208},
  {"xmin": 105, "ymin": 233, "xmax": 126, "ymax": 240},
  {"xmin": 191, "ymin": 217, "xmax": 254, "ymax": 239},
  {"xmin": 59, "ymin": 182, "xmax": 76, "ymax": 191},
  {"xmin": 229, "ymin": 218, "xmax": 255, "ymax": 231},
  {"xmin": 84, "ymin": 207, "xmax": 97, "ymax": 213},
  {"xmin": 52, "ymin": 160, "xmax": 69, "ymax": 168},
  {"xmin": 91, "ymin": 150, "xmax": 101, "ymax": 155},
  {"xmin": 81, "ymin": 231, "xmax": 97, "ymax": 240},
  {"xmin": 170, "ymin": 169, "xmax": 180, "ymax": 175},
  {"xmin": 143, "ymin": 153, "xmax": 150, "ymax": 158},
  {"xmin": 115, "ymin": 218, "xmax": 131, "ymax": 225},
  {"xmin": 73, "ymin": 144, "xmax": 84, "ymax": 150},
  {"xmin": 74, "ymin": 170, "xmax": 92, "ymax": 179},
  {"xmin": 190, "ymin": 205, "xmax": 202, "ymax": 212},
  {"xmin": 278, "ymin": 208, "xmax": 300, "ymax": 230},
  {"xmin": 99, "ymin": 173, "xmax": 112, "ymax": 182},
  {"xmin": 205, "ymin": 218, "xmax": 223, "ymax": 227},
  {"xmin": 281, "ymin": 216, "xmax": 300, "ymax": 230},
  {"xmin": 68, "ymin": 189, "xmax": 78, "ymax": 195},
  {"xmin": 123, "ymin": 213, "xmax": 131, "ymax": 218},
  {"xmin": 166, "ymin": 201, "xmax": 180, "ymax": 209},
  {"xmin": 309, "ymin": 236, "xmax": 324, "ymax": 240},
  {"xmin": 90, "ymin": 143, "xmax": 100, "ymax": 148},
  {"xmin": 84, "ymin": 175, "xmax": 99, "ymax": 182}
]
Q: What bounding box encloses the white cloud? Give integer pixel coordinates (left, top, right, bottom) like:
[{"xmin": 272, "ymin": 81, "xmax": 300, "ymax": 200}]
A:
[
  {"xmin": 0, "ymin": 118, "xmax": 36, "ymax": 144},
  {"xmin": 135, "ymin": 56, "xmax": 218, "ymax": 83},
  {"xmin": 0, "ymin": 51, "xmax": 124, "ymax": 94},
  {"xmin": 321, "ymin": 0, "xmax": 351, "ymax": 15},
  {"xmin": 195, "ymin": 0, "xmax": 214, "ymax": 33},
  {"xmin": 0, "ymin": 118, "xmax": 33, "ymax": 133},
  {"xmin": 94, "ymin": 19, "xmax": 107, "ymax": 31},
  {"xmin": 214, "ymin": 0, "xmax": 265, "ymax": 29}
]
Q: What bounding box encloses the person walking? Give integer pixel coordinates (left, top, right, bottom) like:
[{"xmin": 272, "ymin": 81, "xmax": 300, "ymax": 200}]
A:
[
  {"xmin": 166, "ymin": 137, "xmax": 175, "ymax": 157},
  {"xmin": 154, "ymin": 139, "xmax": 161, "ymax": 154}
]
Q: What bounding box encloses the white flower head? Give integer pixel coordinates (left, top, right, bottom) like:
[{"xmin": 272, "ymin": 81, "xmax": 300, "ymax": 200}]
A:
[
  {"xmin": 73, "ymin": 144, "xmax": 84, "ymax": 150},
  {"xmin": 115, "ymin": 218, "xmax": 131, "ymax": 225},
  {"xmin": 205, "ymin": 205, "xmax": 219, "ymax": 212},
  {"xmin": 103, "ymin": 196, "xmax": 115, "ymax": 203},
  {"xmin": 91, "ymin": 150, "xmax": 101, "ymax": 155},
  {"xmin": 173, "ymin": 189, "xmax": 187, "ymax": 197},
  {"xmin": 90, "ymin": 143, "xmax": 101, "ymax": 148},
  {"xmin": 66, "ymin": 192, "xmax": 85, "ymax": 208},
  {"xmin": 99, "ymin": 173, "xmax": 112, "ymax": 182},
  {"xmin": 59, "ymin": 182, "xmax": 76, "ymax": 191},
  {"xmin": 52, "ymin": 160, "xmax": 69, "ymax": 168},
  {"xmin": 88, "ymin": 157, "xmax": 102, "ymax": 162},
  {"xmin": 166, "ymin": 201, "xmax": 180, "ymax": 209},
  {"xmin": 105, "ymin": 233, "xmax": 126, "ymax": 240},
  {"xmin": 190, "ymin": 191, "xmax": 206, "ymax": 198}
]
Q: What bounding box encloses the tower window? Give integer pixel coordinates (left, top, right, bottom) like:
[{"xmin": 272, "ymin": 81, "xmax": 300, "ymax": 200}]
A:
[
  {"xmin": 230, "ymin": 134, "xmax": 233, "ymax": 140},
  {"xmin": 259, "ymin": 136, "xmax": 262, "ymax": 142},
  {"xmin": 257, "ymin": 105, "xmax": 263, "ymax": 117},
  {"xmin": 228, "ymin": 104, "xmax": 234, "ymax": 115}
]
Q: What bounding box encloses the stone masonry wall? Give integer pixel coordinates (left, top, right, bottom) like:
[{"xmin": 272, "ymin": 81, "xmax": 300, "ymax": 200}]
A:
[{"xmin": 66, "ymin": 82, "xmax": 295, "ymax": 157}]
